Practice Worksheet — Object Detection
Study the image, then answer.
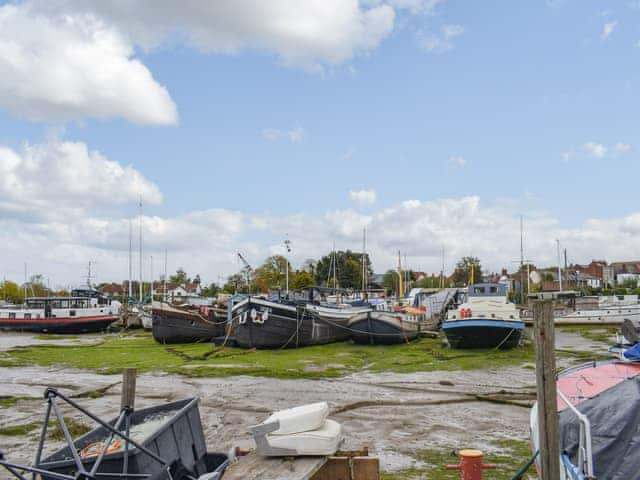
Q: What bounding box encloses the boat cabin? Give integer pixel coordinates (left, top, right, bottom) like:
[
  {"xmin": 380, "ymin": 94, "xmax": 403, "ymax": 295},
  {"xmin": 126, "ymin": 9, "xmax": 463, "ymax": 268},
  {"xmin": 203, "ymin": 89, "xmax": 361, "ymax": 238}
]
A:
[{"xmin": 468, "ymin": 283, "xmax": 507, "ymax": 298}]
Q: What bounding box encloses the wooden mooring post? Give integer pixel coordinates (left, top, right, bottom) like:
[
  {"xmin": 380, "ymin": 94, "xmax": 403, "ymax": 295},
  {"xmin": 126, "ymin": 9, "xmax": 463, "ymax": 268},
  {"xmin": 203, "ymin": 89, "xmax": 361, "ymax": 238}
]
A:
[
  {"xmin": 120, "ymin": 368, "xmax": 137, "ymax": 411},
  {"xmin": 533, "ymin": 300, "xmax": 561, "ymax": 480}
]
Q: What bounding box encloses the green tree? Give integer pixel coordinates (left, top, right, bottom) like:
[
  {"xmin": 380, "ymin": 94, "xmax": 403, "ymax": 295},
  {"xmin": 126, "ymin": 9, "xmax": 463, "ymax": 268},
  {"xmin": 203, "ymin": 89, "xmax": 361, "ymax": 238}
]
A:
[
  {"xmin": 291, "ymin": 271, "xmax": 314, "ymax": 290},
  {"xmin": 200, "ymin": 282, "xmax": 219, "ymax": 297},
  {"xmin": 223, "ymin": 273, "xmax": 248, "ymax": 294},
  {"xmin": 381, "ymin": 269, "xmax": 398, "ymax": 294},
  {"xmin": 0, "ymin": 280, "xmax": 24, "ymax": 304},
  {"xmin": 451, "ymin": 256, "xmax": 483, "ymax": 287},
  {"xmin": 314, "ymin": 250, "xmax": 373, "ymax": 290},
  {"xmin": 169, "ymin": 268, "xmax": 189, "ymax": 284},
  {"xmin": 28, "ymin": 274, "xmax": 49, "ymax": 296},
  {"xmin": 415, "ymin": 274, "xmax": 443, "ymax": 288}
]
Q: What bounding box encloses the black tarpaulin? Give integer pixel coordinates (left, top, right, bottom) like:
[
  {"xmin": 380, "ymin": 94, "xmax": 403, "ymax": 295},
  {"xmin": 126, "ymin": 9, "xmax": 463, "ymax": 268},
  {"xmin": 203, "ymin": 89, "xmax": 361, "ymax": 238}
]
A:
[{"xmin": 559, "ymin": 375, "xmax": 640, "ymax": 480}]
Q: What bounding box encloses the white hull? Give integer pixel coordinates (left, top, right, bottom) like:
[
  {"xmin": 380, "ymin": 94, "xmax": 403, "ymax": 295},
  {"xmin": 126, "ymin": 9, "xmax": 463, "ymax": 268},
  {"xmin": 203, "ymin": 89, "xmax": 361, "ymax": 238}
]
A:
[
  {"xmin": 554, "ymin": 308, "xmax": 640, "ymax": 325},
  {"xmin": 306, "ymin": 304, "xmax": 371, "ymax": 320}
]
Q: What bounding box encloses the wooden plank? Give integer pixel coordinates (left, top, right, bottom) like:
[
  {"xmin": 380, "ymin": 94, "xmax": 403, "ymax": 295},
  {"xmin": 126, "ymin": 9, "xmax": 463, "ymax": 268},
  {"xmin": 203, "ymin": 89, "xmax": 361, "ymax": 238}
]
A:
[
  {"xmin": 120, "ymin": 368, "xmax": 136, "ymax": 410},
  {"xmin": 223, "ymin": 452, "xmax": 327, "ymax": 480},
  {"xmin": 312, "ymin": 457, "xmax": 350, "ymax": 480},
  {"xmin": 352, "ymin": 456, "xmax": 379, "ymax": 480},
  {"xmin": 533, "ymin": 300, "xmax": 561, "ymax": 480}
]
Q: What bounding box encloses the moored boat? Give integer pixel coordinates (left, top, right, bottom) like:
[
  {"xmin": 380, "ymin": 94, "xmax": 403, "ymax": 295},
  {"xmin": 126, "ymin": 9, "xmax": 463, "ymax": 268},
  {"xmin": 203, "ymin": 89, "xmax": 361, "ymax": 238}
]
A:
[
  {"xmin": 348, "ymin": 310, "xmax": 421, "ymax": 345},
  {"xmin": 442, "ymin": 283, "xmax": 524, "ymax": 349},
  {"xmin": 530, "ymin": 360, "xmax": 640, "ymax": 479},
  {"xmin": 152, "ymin": 302, "xmax": 226, "ymax": 344},
  {"xmin": 231, "ymin": 296, "xmax": 350, "ymax": 349},
  {"xmin": 0, "ymin": 289, "xmax": 119, "ymax": 334}
]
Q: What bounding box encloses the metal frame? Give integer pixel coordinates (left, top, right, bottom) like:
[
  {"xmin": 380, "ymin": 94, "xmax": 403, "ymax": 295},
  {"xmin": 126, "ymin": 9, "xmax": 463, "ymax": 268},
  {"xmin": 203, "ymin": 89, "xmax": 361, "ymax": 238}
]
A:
[
  {"xmin": 0, "ymin": 388, "xmax": 168, "ymax": 480},
  {"xmin": 557, "ymin": 389, "xmax": 594, "ymax": 479}
]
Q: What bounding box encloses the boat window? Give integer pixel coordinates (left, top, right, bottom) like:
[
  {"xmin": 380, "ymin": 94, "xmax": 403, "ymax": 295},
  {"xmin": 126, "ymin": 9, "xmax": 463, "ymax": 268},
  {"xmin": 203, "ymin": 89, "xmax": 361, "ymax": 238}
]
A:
[
  {"xmin": 9, "ymin": 313, "xmax": 15, "ymax": 319},
  {"xmin": 474, "ymin": 287, "xmax": 485, "ymax": 294},
  {"xmin": 24, "ymin": 313, "xmax": 31, "ymax": 319},
  {"xmin": 490, "ymin": 286, "xmax": 498, "ymax": 293},
  {"xmin": 70, "ymin": 310, "xmax": 76, "ymax": 317},
  {"xmin": 36, "ymin": 314, "xmax": 41, "ymax": 319}
]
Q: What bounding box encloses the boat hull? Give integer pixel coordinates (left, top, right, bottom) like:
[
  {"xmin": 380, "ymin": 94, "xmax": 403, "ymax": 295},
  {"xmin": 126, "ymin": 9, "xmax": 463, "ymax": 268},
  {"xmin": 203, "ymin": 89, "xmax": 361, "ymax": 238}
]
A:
[
  {"xmin": 349, "ymin": 311, "xmax": 421, "ymax": 345},
  {"xmin": 0, "ymin": 315, "xmax": 117, "ymax": 334},
  {"xmin": 152, "ymin": 307, "xmax": 225, "ymax": 344},
  {"xmin": 232, "ymin": 300, "xmax": 350, "ymax": 349},
  {"xmin": 442, "ymin": 319, "xmax": 524, "ymax": 349},
  {"xmin": 554, "ymin": 308, "xmax": 640, "ymax": 325}
]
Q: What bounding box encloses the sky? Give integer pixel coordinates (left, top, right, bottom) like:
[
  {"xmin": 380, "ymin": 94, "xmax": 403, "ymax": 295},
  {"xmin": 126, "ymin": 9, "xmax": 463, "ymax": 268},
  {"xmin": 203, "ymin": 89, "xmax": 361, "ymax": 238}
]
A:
[{"xmin": 1, "ymin": 0, "xmax": 640, "ymax": 288}]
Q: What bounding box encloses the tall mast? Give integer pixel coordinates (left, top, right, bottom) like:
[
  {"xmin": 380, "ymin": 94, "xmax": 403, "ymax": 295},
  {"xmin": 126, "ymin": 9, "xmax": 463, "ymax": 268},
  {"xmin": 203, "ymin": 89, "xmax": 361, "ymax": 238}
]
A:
[
  {"xmin": 556, "ymin": 239, "xmax": 563, "ymax": 292},
  {"xmin": 397, "ymin": 250, "xmax": 404, "ymax": 299},
  {"xmin": 150, "ymin": 255, "xmax": 154, "ymax": 300},
  {"xmin": 361, "ymin": 228, "xmax": 366, "ymax": 291},
  {"xmin": 164, "ymin": 248, "xmax": 168, "ymax": 303},
  {"xmin": 520, "ymin": 215, "xmax": 524, "ymax": 303},
  {"xmin": 441, "ymin": 246, "xmax": 445, "ymax": 288},
  {"xmin": 139, "ymin": 198, "xmax": 143, "ymax": 302},
  {"xmin": 128, "ymin": 219, "xmax": 133, "ymax": 299}
]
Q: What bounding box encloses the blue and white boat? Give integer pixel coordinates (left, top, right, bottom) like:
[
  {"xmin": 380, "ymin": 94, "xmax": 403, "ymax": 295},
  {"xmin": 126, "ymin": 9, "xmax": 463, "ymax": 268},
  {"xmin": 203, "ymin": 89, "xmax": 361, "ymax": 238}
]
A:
[{"xmin": 442, "ymin": 283, "xmax": 524, "ymax": 349}]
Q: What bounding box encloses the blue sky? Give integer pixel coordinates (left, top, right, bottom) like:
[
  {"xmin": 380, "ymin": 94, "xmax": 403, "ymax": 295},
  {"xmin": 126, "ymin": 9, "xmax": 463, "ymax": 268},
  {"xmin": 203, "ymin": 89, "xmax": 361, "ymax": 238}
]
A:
[{"xmin": 1, "ymin": 0, "xmax": 639, "ymax": 285}]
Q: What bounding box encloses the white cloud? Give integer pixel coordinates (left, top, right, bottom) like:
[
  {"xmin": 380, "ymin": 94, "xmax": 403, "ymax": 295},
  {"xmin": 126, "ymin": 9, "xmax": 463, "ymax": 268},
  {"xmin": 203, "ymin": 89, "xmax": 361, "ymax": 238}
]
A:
[
  {"xmin": 0, "ymin": 3, "xmax": 177, "ymax": 125},
  {"xmin": 0, "ymin": 138, "xmax": 162, "ymax": 222},
  {"xmin": 36, "ymin": 0, "xmax": 397, "ymax": 73},
  {"xmin": 601, "ymin": 21, "xmax": 618, "ymax": 40},
  {"xmin": 447, "ymin": 155, "xmax": 467, "ymax": 168},
  {"xmin": 584, "ymin": 142, "xmax": 607, "ymax": 158},
  {"xmin": 349, "ymin": 189, "xmax": 378, "ymax": 207},
  {"xmin": 417, "ymin": 23, "xmax": 464, "ymax": 54},
  {"xmin": 261, "ymin": 126, "xmax": 305, "ymax": 143},
  {"xmin": 342, "ymin": 148, "xmax": 357, "ymax": 160},
  {"xmin": 615, "ymin": 142, "xmax": 633, "ymax": 153}
]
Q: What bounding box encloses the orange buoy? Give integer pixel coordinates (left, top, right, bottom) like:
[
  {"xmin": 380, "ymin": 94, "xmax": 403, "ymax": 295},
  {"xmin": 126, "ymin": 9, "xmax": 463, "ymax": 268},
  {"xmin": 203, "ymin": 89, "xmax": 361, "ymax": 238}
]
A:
[{"xmin": 446, "ymin": 449, "xmax": 496, "ymax": 480}]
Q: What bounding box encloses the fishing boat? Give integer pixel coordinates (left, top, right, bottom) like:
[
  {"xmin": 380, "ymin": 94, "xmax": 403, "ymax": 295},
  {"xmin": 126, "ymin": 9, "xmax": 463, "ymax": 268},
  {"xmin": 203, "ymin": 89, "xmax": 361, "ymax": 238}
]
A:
[
  {"xmin": 442, "ymin": 283, "xmax": 524, "ymax": 349},
  {"xmin": 152, "ymin": 302, "xmax": 226, "ymax": 344},
  {"xmin": 0, "ymin": 288, "xmax": 119, "ymax": 334},
  {"xmin": 530, "ymin": 360, "xmax": 640, "ymax": 479},
  {"xmin": 348, "ymin": 309, "xmax": 422, "ymax": 345},
  {"xmin": 231, "ymin": 296, "xmax": 351, "ymax": 349}
]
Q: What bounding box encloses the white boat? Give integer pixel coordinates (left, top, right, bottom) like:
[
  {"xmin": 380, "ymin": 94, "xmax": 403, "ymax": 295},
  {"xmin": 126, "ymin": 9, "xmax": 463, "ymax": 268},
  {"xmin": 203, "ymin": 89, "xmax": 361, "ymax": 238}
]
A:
[{"xmin": 554, "ymin": 303, "xmax": 640, "ymax": 325}]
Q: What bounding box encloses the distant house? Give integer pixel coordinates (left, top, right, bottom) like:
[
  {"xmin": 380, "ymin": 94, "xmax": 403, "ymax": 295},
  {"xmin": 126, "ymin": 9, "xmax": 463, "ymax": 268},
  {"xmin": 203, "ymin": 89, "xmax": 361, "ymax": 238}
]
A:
[
  {"xmin": 97, "ymin": 283, "xmax": 124, "ymax": 298},
  {"xmin": 617, "ymin": 273, "xmax": 640, "ymax": 286}
]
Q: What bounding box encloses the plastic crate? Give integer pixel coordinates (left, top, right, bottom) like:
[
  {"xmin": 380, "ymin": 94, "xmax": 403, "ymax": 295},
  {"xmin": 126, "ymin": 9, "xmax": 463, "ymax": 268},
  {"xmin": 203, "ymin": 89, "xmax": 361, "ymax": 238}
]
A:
[{"xmin": 39, "ymin": 398, "xmax": 207, "ymax": 478}]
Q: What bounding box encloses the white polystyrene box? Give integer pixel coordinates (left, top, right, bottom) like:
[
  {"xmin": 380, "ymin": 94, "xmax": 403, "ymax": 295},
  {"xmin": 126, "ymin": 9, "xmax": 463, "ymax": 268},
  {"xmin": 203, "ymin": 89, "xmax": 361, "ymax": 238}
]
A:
[
  {"xmin": 265, "ymin": 402, "xmax": 329, "ymax": 435},
  {"xmin": 266, "ymin": 419, "xmax": 342, "ymax": 456}
]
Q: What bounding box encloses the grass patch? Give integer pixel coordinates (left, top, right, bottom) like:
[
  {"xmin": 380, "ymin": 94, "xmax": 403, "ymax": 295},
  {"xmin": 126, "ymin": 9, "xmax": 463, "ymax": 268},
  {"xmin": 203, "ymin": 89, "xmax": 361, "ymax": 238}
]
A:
[
  {"xmin": 0, "ymin": 396, "xmax": 35, "ymax": 408},
  {"xmin": 2, "ymin": 333, "xmax": 536, "ymax": 379},
  {"xmin": 381, "ymin": 438, "xmax": 535, "ymax": 480},
  {"xmin": 0, "ymin": 418, "xmax": 92, "ymax": 439},
  {"xmin": 559, "ymin": 325, "xmax": 618, "ymax": 344},
  {"xmin": 0, "ymin": 422, "xmax": 40, "ymax": 436}
]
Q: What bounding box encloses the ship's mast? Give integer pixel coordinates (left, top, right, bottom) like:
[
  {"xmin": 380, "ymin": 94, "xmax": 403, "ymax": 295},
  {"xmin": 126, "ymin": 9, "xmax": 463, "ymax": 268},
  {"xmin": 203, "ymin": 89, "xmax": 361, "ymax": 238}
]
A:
[
  {"xmin": 139, "ymin": 198, "xmax": 143, "ymax": 302},
  {"xmin": 128, "ymin": 218, "xmax": 133, "ymax": 299}
]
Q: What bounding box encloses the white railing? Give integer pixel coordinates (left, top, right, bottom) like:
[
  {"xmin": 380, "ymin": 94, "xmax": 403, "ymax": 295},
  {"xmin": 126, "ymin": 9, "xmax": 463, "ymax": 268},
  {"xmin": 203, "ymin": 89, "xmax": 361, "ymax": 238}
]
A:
[{"xmin": 557, "ymin": 389, "xmax": 594, "ymax": 479}]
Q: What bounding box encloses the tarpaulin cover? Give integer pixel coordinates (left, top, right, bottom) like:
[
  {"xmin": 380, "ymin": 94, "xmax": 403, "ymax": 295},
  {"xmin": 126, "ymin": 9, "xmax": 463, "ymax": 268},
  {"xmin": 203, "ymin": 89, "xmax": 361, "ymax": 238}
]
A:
[
  {"xmin": 559, "ymin": 376, "xmax": 640, "ymax": 480},
  {"xmin": 623, "ymin": 343, "xmax": 640, "ymax": 361}
]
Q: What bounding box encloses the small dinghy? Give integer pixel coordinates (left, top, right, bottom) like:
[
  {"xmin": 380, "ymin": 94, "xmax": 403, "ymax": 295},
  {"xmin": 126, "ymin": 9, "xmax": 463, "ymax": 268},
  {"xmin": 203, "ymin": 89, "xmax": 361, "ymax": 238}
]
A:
[
  {"xmin": 0, "ymin": 389, "xmax": 228, "ymax": 480},
  {"xmin": 442, "ymin": 283, "xmax": 524, "ymax": 349},
  {"xmin": 348, "ymin": 310, "xmax": 421, "ymax": 345},
  {"xmin": 152, "ymin": 302, "xmax": 226, "ymax": 344},
  {"xmin": 530, "ymin": 360, "xmax": 640, "ymax": 479}
]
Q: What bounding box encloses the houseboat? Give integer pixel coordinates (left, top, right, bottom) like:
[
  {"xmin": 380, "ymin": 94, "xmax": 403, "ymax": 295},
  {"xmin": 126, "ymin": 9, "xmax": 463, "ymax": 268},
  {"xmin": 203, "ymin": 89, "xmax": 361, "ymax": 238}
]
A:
[{"xmin": 0, "ymin": 289, "xmax": 120, "ymax": 334}]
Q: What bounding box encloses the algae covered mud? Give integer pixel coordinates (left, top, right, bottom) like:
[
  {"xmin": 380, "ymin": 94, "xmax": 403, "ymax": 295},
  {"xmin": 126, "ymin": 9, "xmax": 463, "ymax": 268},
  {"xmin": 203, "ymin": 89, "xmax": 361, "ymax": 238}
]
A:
[{"xmin": 0, "ymin": 328, "xmax": 614, "ymax": 479}]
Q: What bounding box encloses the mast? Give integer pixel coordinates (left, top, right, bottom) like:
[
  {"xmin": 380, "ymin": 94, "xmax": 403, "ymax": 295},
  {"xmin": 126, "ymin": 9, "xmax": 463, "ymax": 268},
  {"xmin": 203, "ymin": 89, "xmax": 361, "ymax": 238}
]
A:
[
  {"xmin": 138, "ymin": 198, "xmax": 143, "ymax": 302},
  {"xmin": 150, "ymin": 255, "xmax": 154, "ymax": 300},
  {"xmin": 441, "ymin": 246, "xmax": 445, "ymax": 288},
  {"xmin": 128, "ymin": 219, "xmax": 133, "ymax": 299},
  {"xmin": 556, "ymin": 239, "xmax": 563, "ymax": 292},
  {"xmin": 164, "ymin": 248, "xmax": 168, "ymax": 303},
  {"xmin": 361, "ymin": 228, "xmax": 367, "ymax": 292},
  {"xmin": 397, "ymin": 250, "xmax": 404, "ymax": 299},
  {"xmin": 520, "ymin": 215, "xmax": 524, "ymax": 303}
]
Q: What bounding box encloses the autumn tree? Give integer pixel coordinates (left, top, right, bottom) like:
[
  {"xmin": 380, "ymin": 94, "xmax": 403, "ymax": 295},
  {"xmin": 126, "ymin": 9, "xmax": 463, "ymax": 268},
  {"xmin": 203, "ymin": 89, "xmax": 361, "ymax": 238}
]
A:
[{"xmin": 169, "ymin": 268, "xmax": 189, "ymax": 284}]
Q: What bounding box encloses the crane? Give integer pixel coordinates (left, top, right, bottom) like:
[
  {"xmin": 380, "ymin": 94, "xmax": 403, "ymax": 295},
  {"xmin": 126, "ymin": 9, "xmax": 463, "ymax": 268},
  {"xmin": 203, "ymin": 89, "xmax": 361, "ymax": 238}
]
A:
[{"xmin": 237, "ymin": 252, "xmax": 254, "ymax": 288}]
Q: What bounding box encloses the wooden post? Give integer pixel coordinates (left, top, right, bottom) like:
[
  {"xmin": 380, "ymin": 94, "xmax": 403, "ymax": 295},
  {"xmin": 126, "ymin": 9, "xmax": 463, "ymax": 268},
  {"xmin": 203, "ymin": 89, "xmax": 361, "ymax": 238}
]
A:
[
  {"xmin": 120, "ymin": 368, "xmax": 137, "ymax": 411},
  {"xmin": 533, "ymin": 300, "xmax": 560, "ymax": 480}
]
